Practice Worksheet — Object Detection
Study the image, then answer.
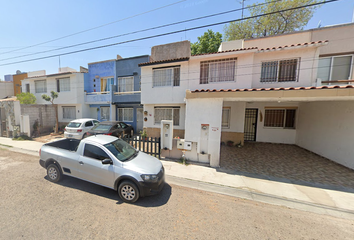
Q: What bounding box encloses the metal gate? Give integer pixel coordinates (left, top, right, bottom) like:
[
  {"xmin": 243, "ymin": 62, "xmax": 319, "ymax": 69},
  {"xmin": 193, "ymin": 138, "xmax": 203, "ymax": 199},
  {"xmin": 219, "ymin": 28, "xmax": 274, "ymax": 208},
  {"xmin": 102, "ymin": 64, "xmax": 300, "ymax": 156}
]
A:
[{"xmin": 244, "ymin": 108, "xmax": 258, "ymax": 141}]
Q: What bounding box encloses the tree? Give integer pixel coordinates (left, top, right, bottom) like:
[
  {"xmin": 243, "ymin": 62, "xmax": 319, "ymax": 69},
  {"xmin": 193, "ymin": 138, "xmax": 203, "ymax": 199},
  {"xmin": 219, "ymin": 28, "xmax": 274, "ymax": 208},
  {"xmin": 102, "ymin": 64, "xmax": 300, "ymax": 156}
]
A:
[
  {"xmin": 191, "ymin": 29, "xmax": 223, "ymax": 55},
  {"xmin": 16, "ymin": 92, "xmax": 36, "ymax": 104},
  {"xmin": 224, "ymin": 0, "xmax": 321, "ymax": 40},
  {"xmin": 42, "ymin": 91, "xmax": 59, "ymax": 133}
]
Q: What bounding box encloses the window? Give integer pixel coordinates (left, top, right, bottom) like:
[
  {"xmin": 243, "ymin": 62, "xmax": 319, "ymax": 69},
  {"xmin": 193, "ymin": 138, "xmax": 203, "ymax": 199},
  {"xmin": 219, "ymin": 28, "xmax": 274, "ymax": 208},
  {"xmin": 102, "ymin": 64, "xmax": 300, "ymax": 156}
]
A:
[
  {"xmin": 264, "ymin": 109, "xmax": 296, "ymax": 128},
  {"xmin": 85, "ymin": 121, "xmax": 93, "ymax": 127},
  {"xmin": 154, "ymin": 107, "xmax": 180, "ymax": 126},
  {"xmin": 317, "ymin": 55, "xmax": 353, "ymax": 84},
  {"xmin": 222, "ymin": 108, "xmax": 230, "ymax": 128},
  {"xmin": 35, "ymin": 80, "xmax": 47, "ymax": 93},
  {"xmin": 261, "ymin": 59, "xmax": 299, "ymax": 83},
  {"xmin": 152, "ymin": 66, "xmax": 180, "ymax": 87},
  {"xmin": 118, "ymin": 76, "xmax": 134, "ymax": 92},
  {"xmin": 62, "ymin": 106, "xmax": 76, "ymax": 119},
  {"xmin": 118, "ymin": 108, "xmax": 133, "ymax": 122},
  {"xmin": 101, "ymin": 107, "xmax": 110, "ymax": 121},
  {"xmin": 84, "ymin": 144, "xmax": 110, "ymax": 161},
  {"xmin": 101, "ymin": 77, "xmax": 114, "ymax": 92},
  {"xmin": 57, "ymin": 77, "xmax": 70, "ymax": 92},
  {"xmin": 200, "ymin": 58, "xmax": 237, "ymax": 84}
]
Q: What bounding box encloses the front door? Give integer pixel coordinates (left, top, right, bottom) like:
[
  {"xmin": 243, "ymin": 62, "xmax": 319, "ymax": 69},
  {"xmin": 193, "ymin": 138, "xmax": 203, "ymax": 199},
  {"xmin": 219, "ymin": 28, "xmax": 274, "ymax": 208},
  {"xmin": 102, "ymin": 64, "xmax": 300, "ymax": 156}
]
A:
[
  {"xmin": 244, "ymin": 108, "xmax": 258, "ymax": 141},
  {"xmin": 136, "ymin": 108, "xmax": 143, "ymax": 133}
]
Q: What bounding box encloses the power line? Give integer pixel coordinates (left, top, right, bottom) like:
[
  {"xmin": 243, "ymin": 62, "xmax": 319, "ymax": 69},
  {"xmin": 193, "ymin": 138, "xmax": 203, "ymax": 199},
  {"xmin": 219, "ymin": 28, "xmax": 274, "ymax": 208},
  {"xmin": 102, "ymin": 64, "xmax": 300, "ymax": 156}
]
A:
[
  {"xmin": 0, "ymin": 0, "xmax": 338, "ymax": 67},
  {"xmin": 0, "ymin": 0, "xmax": 283, "ymax": 62},
  {"xmin": 0, "ymin": 0, "xmax": 188, "ymax": 56}
]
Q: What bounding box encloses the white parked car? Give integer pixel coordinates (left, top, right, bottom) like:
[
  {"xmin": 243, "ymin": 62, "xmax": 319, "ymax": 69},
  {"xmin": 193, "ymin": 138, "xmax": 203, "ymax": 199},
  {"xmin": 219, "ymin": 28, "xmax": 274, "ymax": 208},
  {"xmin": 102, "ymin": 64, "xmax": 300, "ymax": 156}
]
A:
[{"xmin": 64, "ymin": 118, "xmax": 100, "ymax": 139}]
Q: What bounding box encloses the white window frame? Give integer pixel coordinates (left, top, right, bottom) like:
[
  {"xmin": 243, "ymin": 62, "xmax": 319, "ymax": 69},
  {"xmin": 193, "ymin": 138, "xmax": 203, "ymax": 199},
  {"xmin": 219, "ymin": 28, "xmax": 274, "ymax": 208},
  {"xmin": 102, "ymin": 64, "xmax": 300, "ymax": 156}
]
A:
[
  {"xmin": 100, "ymin": 106, "xmax": 110, "ymax": 121},
  {"xmin": 35, "ymin": 80, "xmax": 47, "ymax": 93},
  {"xmin": 154, "ymin": 107, "xmax": 180, "ymax": 126},
  {"xmin": 118, "ymin": 108, "xmax": 134, "ymax": 122},
  {"xmin": 118, "ymin": 76, "xmax": 134, "ymax": 92},
  {"xmin": 152, "ymin": 66, "xmax": 180, "ymax": 87},
  {"xmin": 317, "ymin": 55, "xmax": 353, "ymax": 84},
  {"xmin": 62, "ymin": 106, "xmax": 76, "ymax": 120},
  {"xmin": 200, "ymin": 58, "xmax": 237, "ymax": 84},
  {"xmin": 222, "ymin": 107, "xmax": 230, "ymax": 129},
  {"xmin": 264, "ymin": 108, "xmax": 296, "ymax": 129},
  {"xmin": 260, "ymin": 58, "xmax": 300, "ymax": 83},
  {"xmin": 57, "ymin": 77, "xmax": 70, "ymax": 92}
]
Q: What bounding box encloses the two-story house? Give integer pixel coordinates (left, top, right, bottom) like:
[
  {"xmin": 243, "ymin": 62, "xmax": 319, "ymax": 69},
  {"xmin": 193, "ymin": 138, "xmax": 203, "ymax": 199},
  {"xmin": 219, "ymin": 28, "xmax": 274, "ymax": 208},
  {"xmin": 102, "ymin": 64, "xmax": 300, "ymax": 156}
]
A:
[
  {"xmin": 85, "ymin": 55, "xmax": 149, "ymax": 133},
  {"xmin": 140, "ymin": 23, "xmax": 354, "ymax": 170},
  {"xmin": 22, "ymin": 67, "xmax": 90, "ymax": 125}
]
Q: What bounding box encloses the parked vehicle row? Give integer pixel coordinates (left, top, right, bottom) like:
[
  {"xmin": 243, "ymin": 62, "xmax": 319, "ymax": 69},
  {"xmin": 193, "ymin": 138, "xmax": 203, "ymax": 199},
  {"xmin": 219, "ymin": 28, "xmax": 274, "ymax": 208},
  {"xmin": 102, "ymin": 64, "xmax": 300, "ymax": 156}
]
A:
[{"xmin": 64, "ymin": 119, "xmax": 134, "ymax": 140}]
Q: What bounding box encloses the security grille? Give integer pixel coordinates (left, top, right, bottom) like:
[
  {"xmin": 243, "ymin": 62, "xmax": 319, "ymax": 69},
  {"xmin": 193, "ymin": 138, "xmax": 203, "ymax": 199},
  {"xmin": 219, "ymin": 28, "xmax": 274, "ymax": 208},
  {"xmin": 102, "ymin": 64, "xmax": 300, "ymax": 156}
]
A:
[{"xmin": 244, "ymin": 109, "xmax": 258, "ymax": 141}]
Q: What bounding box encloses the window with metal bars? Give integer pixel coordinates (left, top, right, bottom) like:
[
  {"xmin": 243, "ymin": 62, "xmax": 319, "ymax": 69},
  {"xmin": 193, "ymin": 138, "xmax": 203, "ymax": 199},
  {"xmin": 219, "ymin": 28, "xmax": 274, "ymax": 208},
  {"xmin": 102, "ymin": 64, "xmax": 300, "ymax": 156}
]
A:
[
  {"xmin": 261, "ymin": 59, "xmax": 299, "ymax": 83},
  {"xmin": 264, "ymin": 109, "xmax": 296, "ymax": 128},
  {"xmin": 57, "ymin": 77, "xmax": 70, "ymax": 92},
  {"xmin": 154, "ymin": 107, "xmax": 180, "ymax": 126},
  {"xmin": 118, "ymin": 76, "xmax": 134, "ymax": 92},
  {"xmin": 35, "ymin": 80, "xmax": 47, "ymax": 93},
  {"xmin": 222, "ymin": 108, "xmax": 230, "ymax": 128},
  {"xmin": 200, "ymin": 58, "xmax": 237, "ymax": 84},
  {"xmin": 152, "ymin": 66, "xmax": 180, "ymax": 87},
  {"xmin": 62, "ymin": 106, "xmax": 76, "ymax": 119},
  {"xmin": 118, "ymin": 108, "xmax": 134, "ymax": 122}
]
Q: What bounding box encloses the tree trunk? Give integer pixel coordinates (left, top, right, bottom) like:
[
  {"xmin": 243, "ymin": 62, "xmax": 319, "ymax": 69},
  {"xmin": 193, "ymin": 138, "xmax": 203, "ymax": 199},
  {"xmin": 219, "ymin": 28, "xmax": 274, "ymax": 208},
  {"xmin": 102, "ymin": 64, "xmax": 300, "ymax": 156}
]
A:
[{"xmin": 54, "ymin": 104, "xmax": 59, "ymax": 133}]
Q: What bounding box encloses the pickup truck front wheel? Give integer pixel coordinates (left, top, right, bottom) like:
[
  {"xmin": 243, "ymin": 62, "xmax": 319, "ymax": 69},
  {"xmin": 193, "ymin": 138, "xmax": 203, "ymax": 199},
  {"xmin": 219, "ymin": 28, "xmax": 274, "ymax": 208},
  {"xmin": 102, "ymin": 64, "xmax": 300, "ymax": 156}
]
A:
[
  {"xmin": 47, "ymin": 164, "xmax": 62, "ymax": 183},
  {"xmin": 118, "ymin": 181, "xmax": 139, "ymax": 203}
]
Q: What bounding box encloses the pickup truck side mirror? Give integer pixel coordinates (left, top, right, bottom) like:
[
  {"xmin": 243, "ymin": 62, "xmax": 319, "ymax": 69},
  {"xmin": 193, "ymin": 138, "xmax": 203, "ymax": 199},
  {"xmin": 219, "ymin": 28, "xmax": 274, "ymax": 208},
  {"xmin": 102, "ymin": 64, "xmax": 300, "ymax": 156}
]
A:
[{"xmin": 102, "ymin": 158, "xmax": 113, "ymax": 165}]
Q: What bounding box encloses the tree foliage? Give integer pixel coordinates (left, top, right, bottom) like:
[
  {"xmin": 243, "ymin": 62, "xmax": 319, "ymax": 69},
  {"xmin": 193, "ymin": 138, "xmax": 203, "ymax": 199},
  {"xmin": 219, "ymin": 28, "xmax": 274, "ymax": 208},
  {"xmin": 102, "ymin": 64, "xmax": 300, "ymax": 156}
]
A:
[
  {"xmin": 16, "ymin": 92, "xmax": 36, "ymax": 104},
  {"xmin": 42, "ymin": 91, "xmax": 59, "ymax": 133},
  {"xmin": 191, "ymin": 29, "xmax": 223, "ymax": 55},
  {"xmin": 224, "ymin": 0, "xmax": 321, "ymax": 41}
]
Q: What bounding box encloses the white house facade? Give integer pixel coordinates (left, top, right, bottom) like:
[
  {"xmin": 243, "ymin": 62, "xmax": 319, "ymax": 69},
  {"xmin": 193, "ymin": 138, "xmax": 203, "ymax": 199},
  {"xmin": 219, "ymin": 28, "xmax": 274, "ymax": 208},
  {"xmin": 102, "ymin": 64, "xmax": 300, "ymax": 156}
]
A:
[
  {"xmin": 21, "ymin": 68, "xmax": 90, "ymax": 124},
  {"xmin": 140, "ymin": 23, "xmax": 354, "ymax": 170}
]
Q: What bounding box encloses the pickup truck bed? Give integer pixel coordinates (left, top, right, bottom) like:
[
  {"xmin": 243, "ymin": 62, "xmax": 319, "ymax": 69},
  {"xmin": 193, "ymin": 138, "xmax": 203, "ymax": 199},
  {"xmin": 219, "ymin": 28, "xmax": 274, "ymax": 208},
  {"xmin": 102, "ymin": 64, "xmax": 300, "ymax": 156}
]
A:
[{"xmin": 45, "ymin": 138, "xmax": 80, "ymax": 152}]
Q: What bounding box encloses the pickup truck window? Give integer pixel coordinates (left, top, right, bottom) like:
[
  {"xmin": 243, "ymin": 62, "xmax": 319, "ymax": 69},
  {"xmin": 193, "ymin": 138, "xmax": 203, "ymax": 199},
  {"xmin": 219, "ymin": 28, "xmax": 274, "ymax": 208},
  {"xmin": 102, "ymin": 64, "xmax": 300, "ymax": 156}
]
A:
[
  {"xmin": 104, "ymin": 139, "xmax": 137, "ymax": 162},
  {"xmin": 84, "ymin": 144, "xmax": 111, "ymax": 161}
]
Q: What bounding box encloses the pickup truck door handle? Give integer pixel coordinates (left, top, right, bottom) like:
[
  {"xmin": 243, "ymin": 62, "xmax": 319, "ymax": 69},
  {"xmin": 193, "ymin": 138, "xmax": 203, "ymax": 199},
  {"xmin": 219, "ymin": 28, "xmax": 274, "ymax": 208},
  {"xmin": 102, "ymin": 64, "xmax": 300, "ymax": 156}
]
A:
[{"xmin": 79, "ymin": 161, "xmax": 84, "ymax": 165}]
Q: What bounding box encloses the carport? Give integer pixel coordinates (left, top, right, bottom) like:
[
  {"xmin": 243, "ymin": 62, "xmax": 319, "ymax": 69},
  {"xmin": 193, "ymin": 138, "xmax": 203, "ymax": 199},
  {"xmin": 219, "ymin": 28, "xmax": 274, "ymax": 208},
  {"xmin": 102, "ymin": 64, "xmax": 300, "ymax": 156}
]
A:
[{"xmin": 220, "ymin": 142, "xmax": 354, "ymax": 190}]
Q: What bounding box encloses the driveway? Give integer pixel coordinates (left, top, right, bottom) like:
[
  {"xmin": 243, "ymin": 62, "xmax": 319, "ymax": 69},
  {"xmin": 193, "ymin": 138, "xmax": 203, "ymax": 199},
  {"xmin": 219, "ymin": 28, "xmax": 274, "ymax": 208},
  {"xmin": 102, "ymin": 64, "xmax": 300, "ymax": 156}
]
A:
[{"xmin": 220, "ymin": 142, "xmax": 354, "ymax": 190}]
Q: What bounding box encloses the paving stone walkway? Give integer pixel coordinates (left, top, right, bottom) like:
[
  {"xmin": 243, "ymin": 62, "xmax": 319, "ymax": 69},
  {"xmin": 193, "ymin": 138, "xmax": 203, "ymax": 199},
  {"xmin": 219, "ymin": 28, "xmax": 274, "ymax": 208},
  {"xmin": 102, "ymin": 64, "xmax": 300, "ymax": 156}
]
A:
[{"xmin": 220, "ymin": 142, "xmax": 354, "ymax": 189}]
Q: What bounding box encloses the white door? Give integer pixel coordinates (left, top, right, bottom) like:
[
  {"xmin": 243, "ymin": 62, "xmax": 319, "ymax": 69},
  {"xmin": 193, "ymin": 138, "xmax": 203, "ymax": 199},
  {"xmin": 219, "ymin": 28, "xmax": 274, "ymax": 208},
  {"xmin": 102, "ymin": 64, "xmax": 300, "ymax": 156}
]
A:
[{"xmin": 136, "ymin": 108, "xmax": 143, "ymax": 133}]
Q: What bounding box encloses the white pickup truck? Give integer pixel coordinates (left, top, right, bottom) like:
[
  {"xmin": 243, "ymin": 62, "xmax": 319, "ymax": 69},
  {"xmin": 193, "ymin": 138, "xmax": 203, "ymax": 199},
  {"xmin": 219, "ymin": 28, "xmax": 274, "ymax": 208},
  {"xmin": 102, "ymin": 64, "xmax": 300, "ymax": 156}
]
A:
[{"xmin": 39, "ymin": 135, "xmax": 165, "ymax": 203}]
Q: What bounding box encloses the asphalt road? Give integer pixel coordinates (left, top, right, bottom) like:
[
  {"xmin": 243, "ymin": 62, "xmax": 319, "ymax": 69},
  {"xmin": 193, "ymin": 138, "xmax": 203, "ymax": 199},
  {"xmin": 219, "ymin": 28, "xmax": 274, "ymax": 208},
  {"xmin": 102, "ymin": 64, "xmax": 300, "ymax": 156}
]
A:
[{"xmin": 1, "ymin": 147, "xmax": 353, "ymax": 239}]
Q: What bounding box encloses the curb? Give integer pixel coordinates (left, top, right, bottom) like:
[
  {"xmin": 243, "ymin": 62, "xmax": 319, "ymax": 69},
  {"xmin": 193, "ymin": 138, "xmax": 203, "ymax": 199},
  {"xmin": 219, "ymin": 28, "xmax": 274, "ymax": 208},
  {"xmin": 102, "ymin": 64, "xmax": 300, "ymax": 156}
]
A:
[{"xmin": 166, "ymin": 175, "xmax": 354, "ymax": 220}]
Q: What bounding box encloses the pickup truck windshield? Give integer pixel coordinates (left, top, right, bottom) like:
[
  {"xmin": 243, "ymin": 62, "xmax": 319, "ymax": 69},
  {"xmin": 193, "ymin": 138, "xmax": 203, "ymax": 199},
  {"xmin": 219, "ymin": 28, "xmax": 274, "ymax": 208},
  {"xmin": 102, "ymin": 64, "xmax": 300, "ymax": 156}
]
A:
[{"xmin": 104, "ymin": 139, "xmax": 137, "ymax": 162}]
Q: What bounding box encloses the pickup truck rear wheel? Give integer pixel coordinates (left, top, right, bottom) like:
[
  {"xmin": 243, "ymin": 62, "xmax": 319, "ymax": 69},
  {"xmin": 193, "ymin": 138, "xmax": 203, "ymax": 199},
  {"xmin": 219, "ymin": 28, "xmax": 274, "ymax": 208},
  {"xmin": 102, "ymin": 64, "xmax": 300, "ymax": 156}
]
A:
[
  {"xmin": 47, "ymin": 164, "xmax": 62, "ymax": 183},
  {"xmin": 118, "ymin": 181, "xmax": 139, "ymax": 203}
]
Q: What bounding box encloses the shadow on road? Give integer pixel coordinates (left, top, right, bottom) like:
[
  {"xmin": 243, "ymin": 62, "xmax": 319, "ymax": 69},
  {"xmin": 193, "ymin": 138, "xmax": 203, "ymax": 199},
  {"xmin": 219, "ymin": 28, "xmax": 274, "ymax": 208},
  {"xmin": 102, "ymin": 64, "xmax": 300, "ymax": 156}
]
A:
[{"xmin": 45, "ymin": 175, "xmax": 172, "ymax": 207}]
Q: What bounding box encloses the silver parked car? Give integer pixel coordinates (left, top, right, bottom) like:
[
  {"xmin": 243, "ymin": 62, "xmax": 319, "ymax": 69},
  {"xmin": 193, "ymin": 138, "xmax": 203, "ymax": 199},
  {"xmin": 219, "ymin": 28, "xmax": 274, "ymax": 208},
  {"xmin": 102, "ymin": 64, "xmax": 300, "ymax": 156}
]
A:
[
  {"xmin": 39, "ymin": 135, "xmax": 165, "ymax": 203},
  {"xmin": 64, "ymin": 118, "xmax": 100, "ymax": 139}
]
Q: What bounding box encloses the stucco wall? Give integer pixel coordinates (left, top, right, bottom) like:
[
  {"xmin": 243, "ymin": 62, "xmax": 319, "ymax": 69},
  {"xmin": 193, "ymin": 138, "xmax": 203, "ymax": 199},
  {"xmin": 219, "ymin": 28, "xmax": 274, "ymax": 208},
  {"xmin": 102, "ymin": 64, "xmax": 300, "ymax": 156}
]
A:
[
  {"xmin": 0, "ymin": 82, "xmax": 14, "ymax": 98},
  {"xmin": 21, "ymin": 104, "xmax": 56, "ymax": 134},
  {"xmin": 184, "ymin": 98, "xmax": 223, "ymax": 167},
  {"xmin": 143, "ymin": 104, "xmax": 186, "ymax": 130},
  {"xmin": 87, "ymin": 60, "xmax": 116, "ymax": 93},
  {"xmin": 246, "ymin": 102, "xmax": 299, "ymax": 144},
  {"xmin": 13, "ymin": 73, "xmax": 28, "ymax": 96},
  {"xmin": 151, "ymin": 40, "xmax": 190, "ymax": 61},
  {"xmin": 296, "ymin": 101, "xmax": 354, "ymax": 170}
]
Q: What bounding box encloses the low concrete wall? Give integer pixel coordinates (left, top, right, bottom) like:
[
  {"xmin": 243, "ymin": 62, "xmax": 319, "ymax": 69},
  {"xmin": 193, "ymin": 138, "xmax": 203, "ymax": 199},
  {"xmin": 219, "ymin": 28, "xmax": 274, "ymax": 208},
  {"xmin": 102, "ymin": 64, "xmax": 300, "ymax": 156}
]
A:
[
  {"xmin": 146, "ymin": 127, "xmax": 185, "ymax": 139},
  {"xmin": 21, "ymin": 104, "xmax": 56, "ymax": 135},
  {"xmin": 221, "ymin": 132, "xmax": 244, "ymax": 146}
]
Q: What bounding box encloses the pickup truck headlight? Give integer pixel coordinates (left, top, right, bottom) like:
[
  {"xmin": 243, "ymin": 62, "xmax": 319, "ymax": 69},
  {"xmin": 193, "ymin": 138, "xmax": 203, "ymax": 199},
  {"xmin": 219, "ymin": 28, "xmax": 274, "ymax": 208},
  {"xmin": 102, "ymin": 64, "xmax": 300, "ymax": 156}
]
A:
[{"xmin": 141, "ymin": 174, "xmax": 158, "ymax": 182}]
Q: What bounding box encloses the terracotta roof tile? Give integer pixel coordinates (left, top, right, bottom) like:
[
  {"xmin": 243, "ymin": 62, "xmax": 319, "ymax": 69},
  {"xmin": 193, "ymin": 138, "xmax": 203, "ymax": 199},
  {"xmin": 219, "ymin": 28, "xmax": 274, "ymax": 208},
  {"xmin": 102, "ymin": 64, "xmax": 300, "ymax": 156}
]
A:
[
  {"xmin": 138, "ymin": 57, "xmax": 189, "ymax": 66},
  {"xmin": 191, "ymin": 84, "xmax": 354, "ymax": 93},
  {"xmin": 258, "ymin": 40, "xmax": 328, "ymax": 52},
  {"xmin": 192, "ymin": 47, "xmax": 258, "ymax": 56}
]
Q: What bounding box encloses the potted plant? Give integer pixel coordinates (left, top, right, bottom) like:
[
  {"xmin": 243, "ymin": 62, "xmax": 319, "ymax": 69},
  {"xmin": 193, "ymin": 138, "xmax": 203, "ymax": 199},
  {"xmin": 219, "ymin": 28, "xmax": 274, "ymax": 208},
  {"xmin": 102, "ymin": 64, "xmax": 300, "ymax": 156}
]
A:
[{"xmin": 140, "ymin": 130, "xmax": 148, "ymax": 140}]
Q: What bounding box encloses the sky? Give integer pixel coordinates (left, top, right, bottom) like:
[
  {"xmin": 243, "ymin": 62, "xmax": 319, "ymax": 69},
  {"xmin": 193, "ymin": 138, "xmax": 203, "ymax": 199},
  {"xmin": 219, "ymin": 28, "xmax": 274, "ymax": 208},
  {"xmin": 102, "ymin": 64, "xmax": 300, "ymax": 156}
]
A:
[{"xmin": 0, "ymin": 0, "xmax": 353, "ymax": 79}]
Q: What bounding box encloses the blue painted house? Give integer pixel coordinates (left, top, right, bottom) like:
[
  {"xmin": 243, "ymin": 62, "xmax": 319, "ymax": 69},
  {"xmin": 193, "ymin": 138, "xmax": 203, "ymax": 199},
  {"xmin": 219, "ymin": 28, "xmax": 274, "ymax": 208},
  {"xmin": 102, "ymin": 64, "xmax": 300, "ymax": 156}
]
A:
[
  {"xmin": 85, "ymin": 59, "xmax": 116, "ymax": 121},
  {"xmin": 113, "ymin": 55, "xmax": 149, "ymax": 133},
  {"xmin": 85, "ymin": 55, "xmax": 149, "ymax": 134}
]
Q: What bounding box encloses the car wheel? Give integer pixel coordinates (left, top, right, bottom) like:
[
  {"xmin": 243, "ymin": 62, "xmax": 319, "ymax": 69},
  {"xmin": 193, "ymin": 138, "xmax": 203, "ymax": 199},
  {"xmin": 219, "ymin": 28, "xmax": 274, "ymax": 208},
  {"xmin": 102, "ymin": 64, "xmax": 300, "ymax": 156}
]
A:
[
  {"xmin": 47, "ymin": 164, "xmax": 62, "ymax": 183},
  {"xmin": 118, "ymin": 181, "xmax": 139, "ymax": 203},
  {"xmin": 82, "ymin": 133, "xmax": 87, "ymax": 139}
]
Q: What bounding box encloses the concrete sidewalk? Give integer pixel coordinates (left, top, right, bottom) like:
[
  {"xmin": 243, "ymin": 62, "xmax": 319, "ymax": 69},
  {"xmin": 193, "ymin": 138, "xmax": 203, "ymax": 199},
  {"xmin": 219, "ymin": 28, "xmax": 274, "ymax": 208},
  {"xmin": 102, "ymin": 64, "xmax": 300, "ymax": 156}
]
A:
[{"xmin": 1, "ymin": 137, "xmax": 354, "ymax": 219}]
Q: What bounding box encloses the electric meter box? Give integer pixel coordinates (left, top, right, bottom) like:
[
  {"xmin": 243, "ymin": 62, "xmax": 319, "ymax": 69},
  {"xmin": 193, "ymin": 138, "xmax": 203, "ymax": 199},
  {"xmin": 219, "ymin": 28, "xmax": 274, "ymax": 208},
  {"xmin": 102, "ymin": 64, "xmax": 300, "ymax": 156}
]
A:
[
  {"xmin": 161, "ymin": 120, "xmax": 173, "ymax": 150},
  {"xmin": 184, "ymin": 141, "xmax": 192, "ymax": 151},
  {"xmin": 177, "ymin": 139, "xmax": 185, "ymax": 149}
]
